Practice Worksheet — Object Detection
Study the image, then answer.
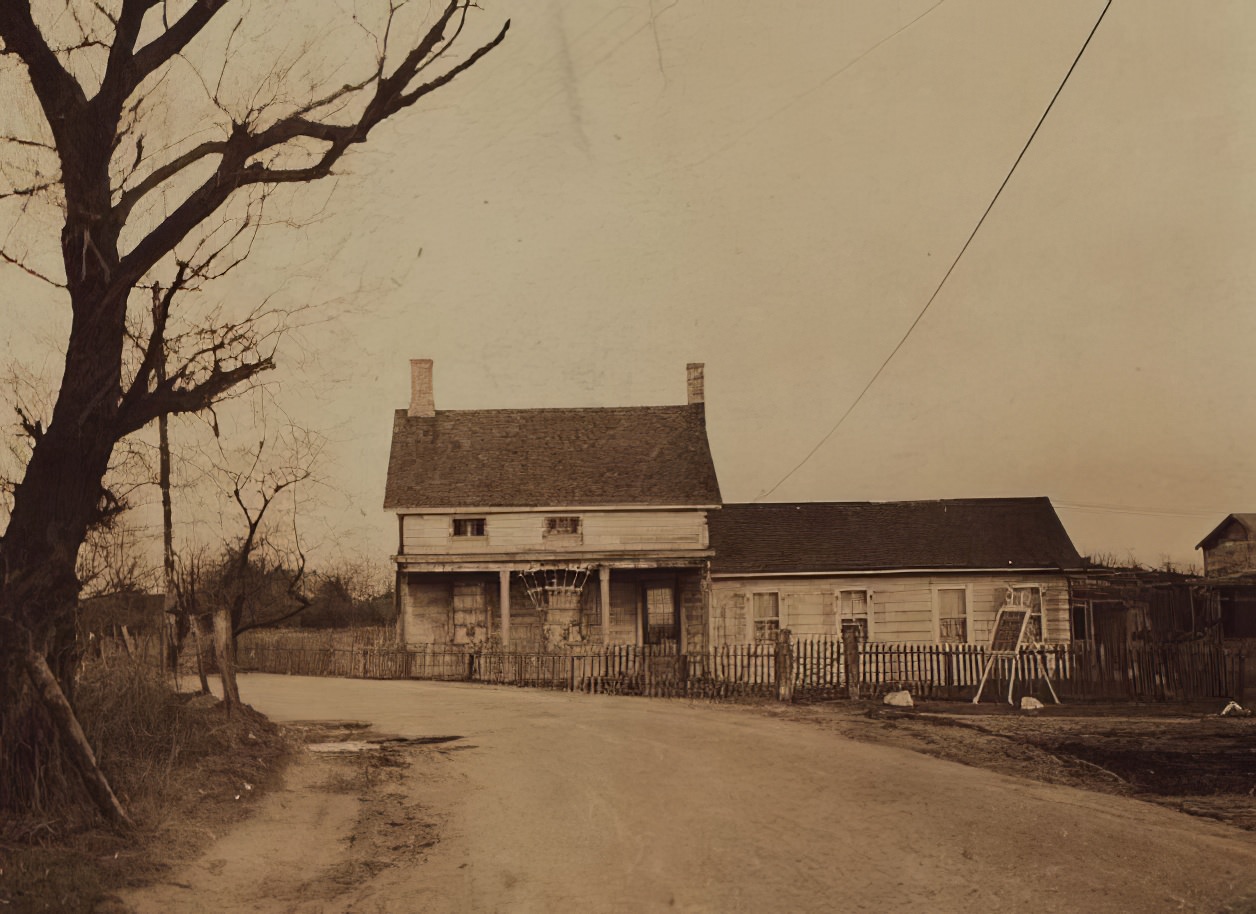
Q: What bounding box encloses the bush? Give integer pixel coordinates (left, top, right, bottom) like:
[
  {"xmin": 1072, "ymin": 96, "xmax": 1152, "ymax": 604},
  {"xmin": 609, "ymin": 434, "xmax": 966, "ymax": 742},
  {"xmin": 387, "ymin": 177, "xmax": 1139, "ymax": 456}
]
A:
[{"xmin": 0, "ymin": 658, "xmax": 290, "ymax": 913}]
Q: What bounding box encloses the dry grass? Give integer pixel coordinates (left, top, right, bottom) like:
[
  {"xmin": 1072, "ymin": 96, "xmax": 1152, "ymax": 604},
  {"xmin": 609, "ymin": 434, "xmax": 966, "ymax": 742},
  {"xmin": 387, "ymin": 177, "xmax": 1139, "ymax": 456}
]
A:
[{"xmin": 0, "ymin": 658, "xmax": 292, "ymax": 914}]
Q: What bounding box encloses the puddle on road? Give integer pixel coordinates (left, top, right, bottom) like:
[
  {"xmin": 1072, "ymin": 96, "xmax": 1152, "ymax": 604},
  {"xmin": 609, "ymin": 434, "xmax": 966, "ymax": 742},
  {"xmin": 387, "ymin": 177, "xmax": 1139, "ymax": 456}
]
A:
[{"xmin": 308, "ymin": 735, "xmax": 464, "ymax": 754}]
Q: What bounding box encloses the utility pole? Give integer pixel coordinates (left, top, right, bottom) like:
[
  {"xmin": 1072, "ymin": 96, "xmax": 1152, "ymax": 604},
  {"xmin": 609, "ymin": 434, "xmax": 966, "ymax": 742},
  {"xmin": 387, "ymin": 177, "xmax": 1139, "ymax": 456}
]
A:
[{"xmin": 158, "ymin": 353, "xmax": 178, "ymax": 687}]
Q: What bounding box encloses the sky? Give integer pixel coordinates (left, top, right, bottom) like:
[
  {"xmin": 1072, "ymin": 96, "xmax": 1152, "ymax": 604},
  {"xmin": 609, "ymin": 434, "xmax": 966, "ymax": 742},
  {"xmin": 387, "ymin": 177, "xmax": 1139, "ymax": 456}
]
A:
[{"xmin": 4, "ymin": 0, "xmax": 1256, "ymax": 571}]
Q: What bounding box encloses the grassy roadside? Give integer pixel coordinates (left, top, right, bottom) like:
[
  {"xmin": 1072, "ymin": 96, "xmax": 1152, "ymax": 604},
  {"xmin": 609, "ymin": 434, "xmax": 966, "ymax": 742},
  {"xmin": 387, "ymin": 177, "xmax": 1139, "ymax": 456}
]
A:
[
  {"xmin": 0, "ymin": 662, "xmax": 292, "ymax": 914},
  {"xmin": 763, "ymin": 699, "xmax": 1256, "ymax": 831}
]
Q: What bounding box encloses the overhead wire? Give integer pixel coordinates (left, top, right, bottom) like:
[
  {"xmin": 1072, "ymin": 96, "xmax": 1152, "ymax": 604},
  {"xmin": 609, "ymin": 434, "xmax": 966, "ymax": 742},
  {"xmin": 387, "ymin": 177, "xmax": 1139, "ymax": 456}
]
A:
[
  {"xmin": 1053, "ymin": 502, "xmax": 1224, "ymax": 519},
  {"xmin": 755, "ymin": 0, "xmax": 1115, "ymax": 501}
]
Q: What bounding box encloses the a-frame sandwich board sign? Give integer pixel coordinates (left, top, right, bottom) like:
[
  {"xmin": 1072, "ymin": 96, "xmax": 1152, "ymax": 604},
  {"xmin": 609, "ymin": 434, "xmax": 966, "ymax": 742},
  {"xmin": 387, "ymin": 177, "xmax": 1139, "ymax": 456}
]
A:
[{"xmin": 972, "ymin": 595, "xmax": 1060, "ymax": 705}]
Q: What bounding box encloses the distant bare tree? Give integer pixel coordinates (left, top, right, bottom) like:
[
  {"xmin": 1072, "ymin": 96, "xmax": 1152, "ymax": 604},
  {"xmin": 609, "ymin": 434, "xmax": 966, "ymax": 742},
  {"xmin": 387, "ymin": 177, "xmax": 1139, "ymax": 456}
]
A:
[
  {"xmin": 0, "ymin": 1, "xmax": 508, "ymax": 825},
  {"xmin": 196, "ymin": 409, "xmax": 323, "ymax": 708}
]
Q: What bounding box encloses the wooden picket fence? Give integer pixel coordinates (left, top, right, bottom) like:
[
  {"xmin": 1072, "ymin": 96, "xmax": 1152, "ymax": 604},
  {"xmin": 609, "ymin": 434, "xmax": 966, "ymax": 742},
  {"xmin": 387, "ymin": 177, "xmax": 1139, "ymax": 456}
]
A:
[{"xmin": 235, "ymin": 634, "xmax": 1247, "ymax": 704}]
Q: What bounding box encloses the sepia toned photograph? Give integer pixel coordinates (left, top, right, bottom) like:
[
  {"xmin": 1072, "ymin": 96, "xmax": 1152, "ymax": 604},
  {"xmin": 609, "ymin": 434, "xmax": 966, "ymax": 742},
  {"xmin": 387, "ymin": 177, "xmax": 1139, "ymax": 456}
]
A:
[{"xmin": 1, "ymin": 1, "xmax": 1254, "ymax": 911}]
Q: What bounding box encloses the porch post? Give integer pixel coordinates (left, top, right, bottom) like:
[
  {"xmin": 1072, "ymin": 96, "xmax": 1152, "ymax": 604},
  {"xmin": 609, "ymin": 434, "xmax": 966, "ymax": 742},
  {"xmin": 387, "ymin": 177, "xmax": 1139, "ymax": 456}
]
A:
[
  {"xmin": 499, "ymin": 570, "xmax": 511, "ymax": 647},
  {"xmin": 636, "ymin": 585, "xmax": 644, "ymax": 646},
  {"xmin": 600, "ymin": 565, "xmax": 612, "ymax": 643},
  {"xmin": 676, "ymin": 574, "xmax": 686, "ymax": 653}
]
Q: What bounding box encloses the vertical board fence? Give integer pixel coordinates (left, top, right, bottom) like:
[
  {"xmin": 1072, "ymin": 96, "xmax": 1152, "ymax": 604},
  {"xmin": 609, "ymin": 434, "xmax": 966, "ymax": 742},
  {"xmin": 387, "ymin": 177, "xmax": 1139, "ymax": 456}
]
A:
[{"xmin": 235, "ymin": 633, "xmax": 1246, "ymax": 704}]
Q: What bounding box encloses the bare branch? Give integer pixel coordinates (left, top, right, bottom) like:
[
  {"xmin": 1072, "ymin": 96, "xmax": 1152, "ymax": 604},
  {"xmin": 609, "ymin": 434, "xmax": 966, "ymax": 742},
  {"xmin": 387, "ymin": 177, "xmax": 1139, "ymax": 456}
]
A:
[
  {"xmin": 0, "ymin": 3, "xmax": 90, "ymax": 139},
  {"xmin": 117, "ymin": 260, "xmax": 187, "ymax": 418},
  {"xmin": 111, "ymin": 5, "xmax": 510, "ymax": 290},
  {"xmin": 111, "ymin": 138, "xmax": 227, "ymax": 226},
  {"xmin": 114, "ymin": 354, "xmax": 274, "ymax": 435},
  {"xmin": 0, "ymin": 248, "xmax": 66, "ymax": 288},
  {"xmin": 15, "ymin": 404, "xmax": 43, "ymax": 445},
  {"xmin": 1, "ymin": 180, "xmax": 58, "ymax": 200},
  {"xmin": 0, "ymin": 136, "xmax": 56, "ymax": 153},
  {"xmin": 97, "ymin": 0, "xmax": 229, "ymax": 113}
]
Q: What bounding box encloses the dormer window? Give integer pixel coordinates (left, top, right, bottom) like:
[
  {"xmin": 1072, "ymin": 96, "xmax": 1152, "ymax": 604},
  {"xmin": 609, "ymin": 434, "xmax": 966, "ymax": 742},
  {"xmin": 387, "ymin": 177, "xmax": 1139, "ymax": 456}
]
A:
[
  {"xmin": 544, "ymin": 516, "xmax": 582, "ymax": 537},
  {"xmin": 452, "ymin": 517, "xmax": 486, "ymax": 537}
]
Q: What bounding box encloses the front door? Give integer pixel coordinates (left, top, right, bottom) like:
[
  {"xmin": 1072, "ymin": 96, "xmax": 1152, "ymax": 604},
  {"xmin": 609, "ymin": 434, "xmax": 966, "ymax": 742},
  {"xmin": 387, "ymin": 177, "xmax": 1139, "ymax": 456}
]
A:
[{"xmin": 643, "ymin": 582, "xmax": 678, "ymax": 646}]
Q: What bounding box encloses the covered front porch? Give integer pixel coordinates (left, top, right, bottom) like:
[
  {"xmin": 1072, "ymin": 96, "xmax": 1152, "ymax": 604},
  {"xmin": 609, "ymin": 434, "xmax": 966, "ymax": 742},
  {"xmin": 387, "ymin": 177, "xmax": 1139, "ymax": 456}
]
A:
[{"xmin": 396, "ymin": 556, "xmax": 708, "ymax": 652}]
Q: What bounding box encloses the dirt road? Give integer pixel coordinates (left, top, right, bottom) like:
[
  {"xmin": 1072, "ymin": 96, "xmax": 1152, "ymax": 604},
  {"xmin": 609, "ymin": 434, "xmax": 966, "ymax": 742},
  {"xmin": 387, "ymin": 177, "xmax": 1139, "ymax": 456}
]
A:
[{"xmin": 123, "ymin": 675, "xmax": 1256, "ymax": 913}]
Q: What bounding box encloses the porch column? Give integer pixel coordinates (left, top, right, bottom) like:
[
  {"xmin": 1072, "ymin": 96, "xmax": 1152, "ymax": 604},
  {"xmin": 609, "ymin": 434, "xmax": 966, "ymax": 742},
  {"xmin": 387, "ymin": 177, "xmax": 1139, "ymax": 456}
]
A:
[
  {"xmin": 635, "ymin": 585, "xmax": 644, "ymax": 646},
  {"xmin": 600, "ymin": 565, "xmax": 612, "ymax": 643},
  {"xmin": 677, "ymin": 575, "xmax": 687, "ymax": 653},
  {"xmin": 499, "ymin": 570, "xmax": 511, "ymax": 647}
]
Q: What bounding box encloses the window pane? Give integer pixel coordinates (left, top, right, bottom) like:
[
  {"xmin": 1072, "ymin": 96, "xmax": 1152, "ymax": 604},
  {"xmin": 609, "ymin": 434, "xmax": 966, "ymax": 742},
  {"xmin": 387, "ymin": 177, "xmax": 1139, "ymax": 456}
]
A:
[
  {"xmin": 1011, "ymin": 586, "xmax": 1041, "ymax": 610},
  {"xmin": 938, "ymin": 589, "xmax": 966, "ymax": 643},
  {"xmin": 840, "ymin": 619, "xmax": 868, "ymax": 639},
  {"xmin": 752, "ymin": 593, "xmax": 779, "ymax": 642},
  {"xmin": 1012, "ymin": 586, "xmax": 1043, "ymax": 641},
  {"xmin": 1071, "ymin": 603, "xmax": 1090, "ymax": 641},
  {"xmin": 453, "ymin": 518, "xmax": 486, "ymax": 537},
  {"xmin": 840, "ymin": 591, "xmax": 868, "ymax": 616},
  {"xmin": 839, "ymin": 591, "xmax": 869, "ymax": 641},
  {"xmin": 545, "ymin": 516, "xmax": 581, "ymax": 535}
]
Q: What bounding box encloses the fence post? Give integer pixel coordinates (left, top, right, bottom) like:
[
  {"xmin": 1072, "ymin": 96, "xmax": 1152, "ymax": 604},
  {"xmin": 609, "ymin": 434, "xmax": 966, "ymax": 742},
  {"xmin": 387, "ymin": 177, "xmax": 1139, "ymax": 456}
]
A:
[
  {"xmin": 775, "ymin": 628, "xmax": 794, "ymax": 703},
  {"xmin": 843, "ymin": 627, "xmax": 861, "ymax": 700}
]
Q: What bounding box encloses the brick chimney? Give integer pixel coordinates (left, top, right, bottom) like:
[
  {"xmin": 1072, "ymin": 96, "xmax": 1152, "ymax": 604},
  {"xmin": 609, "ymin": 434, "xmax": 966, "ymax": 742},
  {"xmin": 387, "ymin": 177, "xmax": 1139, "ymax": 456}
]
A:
[
  {"xmin": 409, "ymin": 359, "xmax": 435, "ymax": 418},
  {"xmin": 686, "ymin": 362, "xmax": 704, "ymax": 405}
]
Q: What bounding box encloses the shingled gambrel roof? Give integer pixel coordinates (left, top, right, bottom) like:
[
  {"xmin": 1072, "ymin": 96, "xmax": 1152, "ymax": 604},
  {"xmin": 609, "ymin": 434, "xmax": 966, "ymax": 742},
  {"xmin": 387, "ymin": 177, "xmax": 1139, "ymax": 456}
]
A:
[
  {"xmin": 709, "ymin": 498, "xmax": 1083, "ymax": 574},
  {"xmin": 384, "ymin": 404, "xmax": 722, "ymax": 509}
]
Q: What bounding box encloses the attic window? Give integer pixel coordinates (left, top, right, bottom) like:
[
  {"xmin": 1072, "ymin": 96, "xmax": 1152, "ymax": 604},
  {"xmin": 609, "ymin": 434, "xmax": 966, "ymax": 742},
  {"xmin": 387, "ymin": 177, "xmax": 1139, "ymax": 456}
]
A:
[
  {"xmin": 452, "ymin": 517, "xmax": 486, "ymax": 537},
  {"xmin": 544, "ymin": 516, "xmax": 582, "ymax": 537}
]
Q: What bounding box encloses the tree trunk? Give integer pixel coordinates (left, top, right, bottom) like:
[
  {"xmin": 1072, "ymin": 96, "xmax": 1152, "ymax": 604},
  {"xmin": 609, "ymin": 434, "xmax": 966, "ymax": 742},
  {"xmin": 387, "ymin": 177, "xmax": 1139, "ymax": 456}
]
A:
[
  {"xmin": 191, "ymin": 616, "xmax": 211, "ymax": 695},
  {"xmin": 22, "ymin": 648, "xmax": 131, "ymax": 828},
  {"xmin": 213, "ymin": 608, "xmax": 240, "ymax": 710}
]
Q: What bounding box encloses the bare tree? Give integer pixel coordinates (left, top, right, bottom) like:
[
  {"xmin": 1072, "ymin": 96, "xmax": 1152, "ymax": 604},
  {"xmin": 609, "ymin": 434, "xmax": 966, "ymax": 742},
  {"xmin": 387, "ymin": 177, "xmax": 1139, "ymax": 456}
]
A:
[
  {"xmin": 0, "ymin": 1, "xmax": 508, "ymax": 825},
  {"xmin": 196, "ymin": 409, "xmax": 322, "ymax": 708}
]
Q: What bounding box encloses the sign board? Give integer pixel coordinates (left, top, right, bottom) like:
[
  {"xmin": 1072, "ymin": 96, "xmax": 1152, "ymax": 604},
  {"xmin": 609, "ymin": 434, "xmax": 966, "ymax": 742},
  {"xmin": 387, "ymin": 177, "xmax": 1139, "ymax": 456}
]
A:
[
  {"xmin": 988, "ymin": 608, "xmax": 1029, "ymax": 654},
  {"xmin": 974, "ymin": 604, "xmax": 1059, "ymax": 705}
]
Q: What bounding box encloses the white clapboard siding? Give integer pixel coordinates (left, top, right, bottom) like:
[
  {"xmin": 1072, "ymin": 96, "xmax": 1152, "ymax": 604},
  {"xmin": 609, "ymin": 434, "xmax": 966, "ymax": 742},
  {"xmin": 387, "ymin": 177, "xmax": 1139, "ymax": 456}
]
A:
[
  {"xmin": 400, "ymin": 510, "xmax": 708, "ymax": 555},
  {"xmin": 710, "ymin": 573, "xmax": 1071, "ymax": 646}
]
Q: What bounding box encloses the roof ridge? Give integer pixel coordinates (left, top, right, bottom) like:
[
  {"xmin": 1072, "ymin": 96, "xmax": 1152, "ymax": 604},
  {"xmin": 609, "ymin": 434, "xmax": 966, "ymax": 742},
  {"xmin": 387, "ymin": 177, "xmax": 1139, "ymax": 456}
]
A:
[
  {"xmin": 722, "ymin": 496, "xmax": 1053, "ymax": 509},
  {"xmin": 393, "ymin": 403, "xmax": 697, "ymax": 418}
]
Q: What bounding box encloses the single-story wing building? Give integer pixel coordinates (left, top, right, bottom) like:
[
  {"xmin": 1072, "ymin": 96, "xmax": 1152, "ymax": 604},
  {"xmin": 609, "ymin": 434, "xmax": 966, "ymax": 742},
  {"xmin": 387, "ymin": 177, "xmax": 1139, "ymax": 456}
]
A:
[{"xmin": 706, "ymin": 499, "xmax": 1085, "ymax": 646}]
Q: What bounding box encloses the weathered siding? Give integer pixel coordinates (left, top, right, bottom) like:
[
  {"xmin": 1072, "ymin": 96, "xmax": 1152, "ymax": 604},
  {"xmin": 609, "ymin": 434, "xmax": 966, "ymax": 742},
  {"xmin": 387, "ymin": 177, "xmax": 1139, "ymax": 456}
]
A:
[
  {"xmin": 709, "ymin": 573, "xmax": 1072, "ymax": 646},
  {"xmin": 1204, "ymin": 522, "xmax": 1256, "ymax": 577},
  {"xmin": 711, "ymin": 590, "xmax": 747, "ymax": 645},
  {"xmin": 402, "ymin": 576, "xmax": 452, "ymax": 644},
  {"xmin": 680, "ymin": 574, "xmax": 706, "ymax": 653},
  {"xmin": 400, "ymin": 510, "xmax": 709, "ymax": 555}
]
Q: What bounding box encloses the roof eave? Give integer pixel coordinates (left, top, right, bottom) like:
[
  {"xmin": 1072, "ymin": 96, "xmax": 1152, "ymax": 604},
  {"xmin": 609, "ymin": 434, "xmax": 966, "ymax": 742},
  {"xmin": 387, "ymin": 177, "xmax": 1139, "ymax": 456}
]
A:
[
  {"xmin": 1196, "ymin": 514, "xmax": 1243, "ymax": 551},
  {"xmin": 384, "ymin": 503, "xmax": 723, "ymax": 513},
  {"xmin": 710, "ymin": 565, "xmax": 1084, "ymax": 579}
]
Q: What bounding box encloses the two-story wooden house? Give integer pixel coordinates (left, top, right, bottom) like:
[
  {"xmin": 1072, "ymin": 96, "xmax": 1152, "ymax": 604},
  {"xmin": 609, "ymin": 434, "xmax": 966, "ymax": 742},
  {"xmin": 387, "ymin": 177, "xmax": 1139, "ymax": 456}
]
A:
[{"xmin": 384, "ymin": 360, "xmax": 721, "ymax": 650}]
